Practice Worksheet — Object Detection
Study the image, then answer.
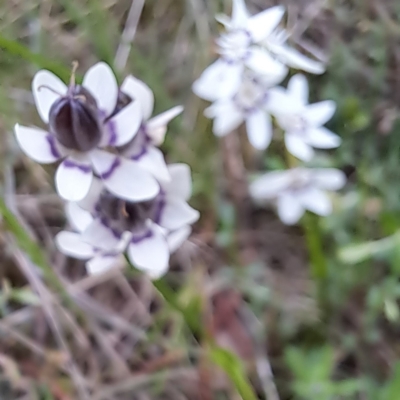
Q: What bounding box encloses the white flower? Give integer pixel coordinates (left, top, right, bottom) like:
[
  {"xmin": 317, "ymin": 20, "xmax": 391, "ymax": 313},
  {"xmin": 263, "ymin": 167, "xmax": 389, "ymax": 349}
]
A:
[
  {"xmin": 271, "ymin": 74, "xmax": 341, "ymax": 161},
  {"xmin": 250, "ymin": 167, "xmax": 346, "ymax": 225},
  {"xmin": 15, "ymin": 62, "xmax": 159, "ymax": 202},
  {"xmin": 204, "ymin": 71, "xmax": 286, "ymax": 149},
  {"xmin": 56, "ymin": 165, "xmax": 199, "ymax": 279},
  {"xmin": 193, "ymin": 1, "xmax": 288, "ymax": 101},
  {"xmin": 261, "ymin": 28, "xmax": 325, "ymax": 75},
  {"xmin": 118, "ymin": 75, "xmax": 184, "ymax": 182}
]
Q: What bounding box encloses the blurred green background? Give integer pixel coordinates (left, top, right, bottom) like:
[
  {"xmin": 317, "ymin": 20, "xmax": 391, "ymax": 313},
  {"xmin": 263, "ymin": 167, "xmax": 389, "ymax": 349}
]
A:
[{"xmin": 1, "ymin": 0, "xmax": 400, "ymax": 399}]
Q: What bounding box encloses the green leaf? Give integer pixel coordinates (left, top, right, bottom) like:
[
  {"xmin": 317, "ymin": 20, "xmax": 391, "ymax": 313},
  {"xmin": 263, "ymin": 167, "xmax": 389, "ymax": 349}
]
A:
[
  {"xmin": 0, "ymin": 35, "xmax": 70, "ymax": 81},
  {"xmin": 209, "ymin": 346, "xmax": 258, "ymax": 400},
  {"xmin": 381, "ymin": 362, "xmax": 400, "ymax": 400}
]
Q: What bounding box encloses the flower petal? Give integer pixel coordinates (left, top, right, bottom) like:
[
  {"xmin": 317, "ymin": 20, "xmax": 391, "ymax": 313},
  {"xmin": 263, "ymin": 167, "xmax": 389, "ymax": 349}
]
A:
[
  {"xmin": 168, "ymin": 226, "xmax": 192, "ymax": 253},
  {"xmin": 206, "ymin": 101, "xmax": 243, "ymax": 136},
  {"xmin": 81, "ymin": 218, "xmax": 122, "ymax": 251},
  {"xmin": 247, "ymin": 5, "xmax": 285, "ymax": 42},
  {"xmin": 86, "ymin": 254, "xmax": 123, "ymax": 275},
  {"xmin": 128, "ymin": 223, "xmax": 170, "ymax": 280},
  {"xmin": 90, "ymin": 150, "xmax": 159, "ymax": 202},
  {"xmin": 312, "ymin": 168, "xmax": 346, "ymax": 190},
  {"xmin": 77, "ymin": 178, "xmax": 104, "ymax": 213},
  {"xmin": 304, "ymin": 101, "xmax": 336, "ymax": 126},
  {"xmin": 267, "ymin": 87, "xmax": 303, "ymax": 116},
  {"xmin": 82, "ymin": 62, "xmax": 118, "ymax": 117},
  {"xmin": 277, "ymin": 193, "xmax": 304, "ymax": 225},
  {"xmin": 193, "ymin": 60, "xmax": 243, "ymax": 101},
  {"xmin": 231, "ymin": 0, "xmax": 250, "ymax": 27},
  {"xmin": 65, "ymin": 202, "xmax": 93, "ymax": 233},
  {"xmin": 306, "ymin": 127, "xmax": 341, "ymax": 149},
  {"xmin": 132, "ymin": 147, "xmax": 170, "ymax": 183},
  {"xmin": 55, "ymin": 157, "xmax": 93, "ymax": 201},
  {"xmin": 270, "ymin": 44, "xmax": 325, "ymax": 74},
  {"xmin": 287, "ymin": 74, "xmax": 309, "ymax": 105},
  {"xmin": 158, "ymin": 197, "xmax": 199, "ymax": 231},
  {"xmin": 55, "ymin": 231, "xmax": 95, "ymax": 259},
  {"xmin": 246, "ymin": 47, "xmax": 287, "ymax": 78},
  {"xmin": 32, "ymin": 70, "xmax": 67, "ymax": 123},
  {"xmin": 285, "ymin": 133, "xmax": 314, "ymax": 162},
  {"xmin": 249, "ymin": 170, "xmax": 291, "ymax": 200},
  {"xmin": 14, "ymin": 125, "xmax": 64, "ymax": 164},
  {"xmin": 298, "ymin": 187, "xmax": 332, "ymax": 216},
  {"xmin": 146, "ymin": 105, "xmax": 184, "ymax": 145},
  {"xmin": 246, "ymin": 110, "xmax": 272, "ymax": 150},
  {"xmin": 106, "ymin": 99, "xmax": 142, "ymax": 146},
  {"xmin": 121, "ymin": 75, "xmax": 154, "ymax": 120},
  {"xmin": 165, "ymin": 163, "xmax": 193, "ymax": 200}
]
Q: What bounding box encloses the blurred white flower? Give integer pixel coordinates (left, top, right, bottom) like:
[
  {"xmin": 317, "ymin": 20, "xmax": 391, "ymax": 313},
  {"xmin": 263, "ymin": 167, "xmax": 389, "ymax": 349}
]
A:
[
  {"xmin": 56, "ymin": 165, "xmax": 199, "ymax": 279},
  {"xmin": 261, "ymin": 28, "xmax": 325, "ymax": 75},
  {"xmin": 118, "ymin": 76, "xmax": 184, "ymax": 182},
  {"xmin": 193, "ymin": 2, "xmax": 287, "ymax": 101},
  {"xmin": 250, "ymin": 167, "xmax": 346, "ymax": 224},
  {"xmin": 15, "ymin": 62, "xmax": 159, "ymax": 202},
  {"xmin": 271, "ymin": 74, "xmax": 341, "ymax": 161},
  {"xmin": 204, "ymin": 71, "xmax": 287, "ymax": 149}
]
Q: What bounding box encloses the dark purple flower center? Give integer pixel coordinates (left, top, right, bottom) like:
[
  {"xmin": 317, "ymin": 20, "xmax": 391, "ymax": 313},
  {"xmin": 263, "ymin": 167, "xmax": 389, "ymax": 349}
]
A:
[{"xmin": 49, "ymin": 85, "xmax": 102, "ymax": 152}]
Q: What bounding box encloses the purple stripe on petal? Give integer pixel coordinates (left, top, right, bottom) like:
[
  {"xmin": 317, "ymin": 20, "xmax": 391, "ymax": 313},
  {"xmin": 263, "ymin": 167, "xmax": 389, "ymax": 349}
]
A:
[
  {"xmin": 63, "ymin": 159, "xmax": 92, "ymax": 173},
  {"xmin": 99, "ymin": 216, "xmax": 123, "ymax": 239},
  {"xmin": 100, "ymin": 158, "xmax": 121, "ymax": 180},
  {"xmin": 46, "ymin": 135, "xmax": 62, "ymax": 159},
  {"xmin": 152, "ymin": 194, "xmax": 166, "ymax": 225},
  {"xmin": 106, "ymin": 119, "xmax": 118, "ymax": 146},
  {"xmin": 131, "ymin": 229, "xmax": 153, "ymax": 244}
]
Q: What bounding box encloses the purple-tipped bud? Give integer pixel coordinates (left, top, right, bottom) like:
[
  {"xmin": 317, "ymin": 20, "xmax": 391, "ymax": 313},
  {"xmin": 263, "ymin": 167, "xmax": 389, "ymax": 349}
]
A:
[{"xmin": 49, "ymin": 86, "xmax": 102, "ymax": 152}]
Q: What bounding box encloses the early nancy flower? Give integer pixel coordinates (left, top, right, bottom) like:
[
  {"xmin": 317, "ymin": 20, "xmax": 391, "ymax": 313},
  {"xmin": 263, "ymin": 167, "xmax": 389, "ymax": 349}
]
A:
[
  {"xmin": 193, "ymin": 1, "xmax": 287, "ymax": 101},
  {"xmin": 250, "ymin": 167, "xmax": 346, "ymax": 225},
  {"xmin": 204, "ymin": 71, "xmax": 287, "ymax": 150},
  {"xmin": 15, "ymin": 62, "xmax": 159, "ymax": 202},
  {"xmin": 272, "ymin": 74, "xmax": 341, "ymax": 161},
  {"xmin": 56, "ymin": 164, "xmax": 199, "ymax": 279}
]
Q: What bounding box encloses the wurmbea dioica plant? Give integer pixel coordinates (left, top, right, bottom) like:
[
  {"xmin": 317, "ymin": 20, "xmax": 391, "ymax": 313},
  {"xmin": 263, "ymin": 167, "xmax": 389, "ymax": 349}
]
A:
[
  {"xmin": 193, "ymin": 0, "xmax": 346, "ymax": 225},
  {"xmin": 15, "ymin": 62, "xmax": 199, "ymax": 279}
]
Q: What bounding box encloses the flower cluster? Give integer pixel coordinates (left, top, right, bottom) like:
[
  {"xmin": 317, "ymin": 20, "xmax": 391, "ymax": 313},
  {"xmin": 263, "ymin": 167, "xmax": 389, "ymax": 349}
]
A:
[
  {"xmin": 193, "ymin": 0, "xmax": 346, "ymax": 224},
  {"xmin": 16, "ymin": 62, "xmax": 199, "ymax": 278}
]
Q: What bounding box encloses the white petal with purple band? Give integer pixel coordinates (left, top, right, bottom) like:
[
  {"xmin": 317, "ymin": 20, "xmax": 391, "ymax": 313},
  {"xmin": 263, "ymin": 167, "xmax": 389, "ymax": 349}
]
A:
[
  {"xmin": 86, "ymin": 254, "xmax": 122, "ymax": 275},
  {"xmin": 121, "ymin": 75, "xmax": 154, "ymax": 120},
  {"xmin": 133, "ymin": 147, "xmax": 170, "ymax": 183},
  {"xmin": 55, "ymin": 157, "xmax": 93, "ymax": 201},
  {"xmin": 56, "ymin": 231, "xmax": 95, "ymax": 259},
  {"xmin": 89, "ymin": 149, "xmax": 159, "ymax": 202},
  {"xmin": 14, "ymin": 125, "xmax": 65, "ymax": 164},
  {"xmin": 106, "ymin": 100, "xmax": 142, "ymax": 146},
  {"xmin": 128, "ymin": 222, "xmax": 170, "ymax": 280},
  {"xmin": 82, "ymin": 62, "xmax": 118, "ymax": 117},
  {"xmin": 65, "ymin": 202, "xmax": 93, "ymax": 233},
  {"xmin": 298, "ymin": 187, "xmax": 332, "ymax": 216},
  {"xmin": 159, "ymin": 197, "xmax": 200, "ymax": 231},
  {"xmin": 167, "ymin": 226, "xmax": 192, "ymax": 253},
  {"xmin": 165, "ymin": 164, "xmax": 193, "ymax": 201},
  {"xmin": 81, "ymin": 217, "xmax": 122, "ymax": 251},
  {"xmin": 32, "ymin": 70, "xmax": 67, "ymax": 123},
  {"xmin": 146, "ymin": 105, "xmax": 184, "ymax": 145}
]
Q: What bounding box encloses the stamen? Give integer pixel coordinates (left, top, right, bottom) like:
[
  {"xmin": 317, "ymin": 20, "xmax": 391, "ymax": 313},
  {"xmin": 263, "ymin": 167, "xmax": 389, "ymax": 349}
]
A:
[
  {"xmin": 121, "ymin": 202, "xmax": 129, "ymax": 218},
  {"xmin": 70, "ymin": 61, "xmax": 79, "ymax": 87},
  {"xmin": 73, "ymin": 94, "xmax": 87, "ymax": 102},
  {"xmin": 37, "ymin": 85, "xmax": 63, "ymax": 96}
]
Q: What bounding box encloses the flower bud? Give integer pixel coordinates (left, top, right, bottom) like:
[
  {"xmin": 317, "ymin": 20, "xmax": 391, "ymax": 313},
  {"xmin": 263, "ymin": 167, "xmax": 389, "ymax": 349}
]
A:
[{"xmin": 49, "ymin": 86, "xmax": 102, "ymax": 152}]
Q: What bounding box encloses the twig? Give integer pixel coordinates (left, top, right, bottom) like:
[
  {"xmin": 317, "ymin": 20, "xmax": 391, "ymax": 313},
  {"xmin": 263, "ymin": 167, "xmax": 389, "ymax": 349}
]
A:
[{"xmin": 114, "ymin": 0, "xmax": 145, "ymax": 72}]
